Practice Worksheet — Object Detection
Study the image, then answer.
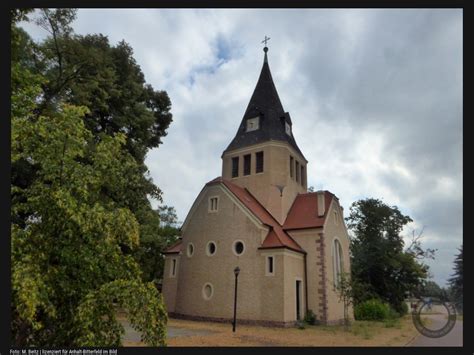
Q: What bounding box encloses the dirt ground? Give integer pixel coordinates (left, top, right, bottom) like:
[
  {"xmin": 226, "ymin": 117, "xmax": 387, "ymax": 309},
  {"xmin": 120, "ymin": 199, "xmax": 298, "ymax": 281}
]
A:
[{"xmin": 123, "ymin": 316, "xmax": 419, "ymax": 347}]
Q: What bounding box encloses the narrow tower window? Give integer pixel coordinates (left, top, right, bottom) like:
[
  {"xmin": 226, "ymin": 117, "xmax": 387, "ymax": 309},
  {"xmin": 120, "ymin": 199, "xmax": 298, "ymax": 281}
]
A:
[
  {"xmin": 256, "ymin": 151, "xmax": 264, "ymax": 173},
  {"xmin": 290, "ymin": 156, "xmax": 294, "ymax": 178},
  {"xmin": 295, "ymin": 161, "xmax": 300, "ymax": 183},
  {"xmin": 244, "ymin": 154, "xmax": 251, "ymax": 176},
  {"xmin": 232, "ymin": 157, "xmax": 239, "ymax": 178}
]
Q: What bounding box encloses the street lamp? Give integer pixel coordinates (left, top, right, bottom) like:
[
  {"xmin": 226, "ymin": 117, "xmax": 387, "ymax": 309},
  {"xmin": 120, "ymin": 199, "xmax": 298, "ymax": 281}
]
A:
[{"xmin": 232, "ymin": 266, "xmax": 240, "ymax": 332}]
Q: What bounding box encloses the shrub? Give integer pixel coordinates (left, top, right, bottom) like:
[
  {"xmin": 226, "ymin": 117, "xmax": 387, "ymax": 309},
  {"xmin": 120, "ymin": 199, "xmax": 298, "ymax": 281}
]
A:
[
  {"xmin": 354, "ymin": 299, "xmax": 391, "ymax": 321},
  {"xmin": 399, "ymin": 301, "xmax": 409, "ymax": 316},
  {"xmin": 304, "ymin": 309, "xmax": 317, "ymax": 325}
]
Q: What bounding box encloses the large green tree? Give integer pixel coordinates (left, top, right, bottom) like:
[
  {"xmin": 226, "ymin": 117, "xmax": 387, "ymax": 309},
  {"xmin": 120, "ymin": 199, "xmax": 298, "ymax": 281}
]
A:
[
  {"xmin": 11, "ymin": 101, "xmax": 167, "ymax": 346},
  {"xmin": 346, "ymin": 198, "xmax": 430, "ymax": 314},
  {"xmin": 12, "ymin": 8, "xmax": 172, "ymax": 228},
  {"xmin": 12, "ymin": 9, "xmax": 175, "ymax": 282},
  {"xmin": 11, "ymin": 9, "xmax": 172, "ymax": 346}
]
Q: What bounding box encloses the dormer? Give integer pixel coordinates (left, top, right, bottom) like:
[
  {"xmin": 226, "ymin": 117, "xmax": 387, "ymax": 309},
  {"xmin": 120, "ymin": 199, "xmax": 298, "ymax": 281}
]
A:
[{"xmin": 246, "ymin": 116, "xmax": 260, "ymax": 132}]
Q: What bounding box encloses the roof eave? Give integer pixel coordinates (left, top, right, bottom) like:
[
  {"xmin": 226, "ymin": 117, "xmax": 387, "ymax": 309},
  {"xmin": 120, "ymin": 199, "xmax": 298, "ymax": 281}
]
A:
[{"xmin": 257, "ymin": 245, "xmax": 307, "ymax": 255}]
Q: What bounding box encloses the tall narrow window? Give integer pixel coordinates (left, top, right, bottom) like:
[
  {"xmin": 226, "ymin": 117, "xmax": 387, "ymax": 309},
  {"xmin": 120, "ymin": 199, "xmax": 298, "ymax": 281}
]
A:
[
  {"xmin": 256, "ymin": 151, "xmax": 264, "ymax": 173},
  {"xmin": 266, "ymin": 256, "xmax": 274, "ymax": 275},
  {"xmin": 295, "ymin": 161, "xmax": 300, "ymax": 183},
  {"xmin": 170, "ymin": 259, "xmax": 177, "ymax": 277},
  {"xmin": 244, "ymin": 154, "xmax": 251, "ymax": 176},
  {"xmin": 333, "ymin": 239, "xmax": 344, "ymax": 288},
  {"xmin": 290, "ymin": 156, "xmax": 294, "ymax": 178},
  {"xmin": 301, "ymin": 166, "xmax": 305, "ymax": 187},
  {"xmin": 232, "ymin": 157, "xmax": 239, "ymax": 178},
  {"xmin": 209, "ymin": 197, "xmax": 218, "ymax": 212}
]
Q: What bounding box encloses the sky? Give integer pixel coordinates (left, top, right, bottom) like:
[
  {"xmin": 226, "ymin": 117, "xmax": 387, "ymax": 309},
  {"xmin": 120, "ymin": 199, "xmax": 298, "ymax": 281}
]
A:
[{"xmin": 21, "ymin": 9, "xmax": 463, "ymax": 287}]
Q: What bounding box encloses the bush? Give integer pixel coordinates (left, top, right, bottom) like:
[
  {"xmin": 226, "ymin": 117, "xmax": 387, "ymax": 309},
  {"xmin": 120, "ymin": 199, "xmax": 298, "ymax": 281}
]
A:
[
  {"xmin": 399, "ymin": 301, "xmax": 409, "ymax": 316},
  {"xmin": 354, "ymin": 299, "xmax": 391, "ymax": 321},
  {"xmin": 304, "ymin": 309, "xmax": 317, "ymax": 325}
]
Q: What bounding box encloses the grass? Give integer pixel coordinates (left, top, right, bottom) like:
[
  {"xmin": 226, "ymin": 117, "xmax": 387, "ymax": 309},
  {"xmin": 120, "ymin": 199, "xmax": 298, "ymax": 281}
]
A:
[
  {"xmin": 350, "ymin": 322, "xmax": 373, "ymax": 339},
  {"xmin": 122, "ymin": 315, "xmax": 419, "ymax": 346}
]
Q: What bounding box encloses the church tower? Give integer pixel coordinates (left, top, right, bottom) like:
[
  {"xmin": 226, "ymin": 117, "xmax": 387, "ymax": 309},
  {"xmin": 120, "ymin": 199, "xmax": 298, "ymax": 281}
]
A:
[{"xmin": 221, "ymin": 46, "xmax": 308, "ymax": 224}]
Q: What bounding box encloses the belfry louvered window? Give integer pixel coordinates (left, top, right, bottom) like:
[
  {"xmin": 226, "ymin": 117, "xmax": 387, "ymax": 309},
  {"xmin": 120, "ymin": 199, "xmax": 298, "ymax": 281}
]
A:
[
  {"xmin": 232, "ymin": 157, "xmax": 239, "ymax": 178},
  {"xmin": 256, "ymin": 151, "xmax": 264, "ymax": 173},
  {"xmin": 244, "ymin": 154, "xmax": 251, "ymax": 175}
]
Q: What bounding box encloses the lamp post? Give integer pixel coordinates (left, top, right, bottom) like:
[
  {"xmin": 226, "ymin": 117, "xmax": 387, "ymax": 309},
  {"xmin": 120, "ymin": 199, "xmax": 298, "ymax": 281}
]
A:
[{"xmin": 232, "ymin": 266, "xmax": 240, "ymax": 332}]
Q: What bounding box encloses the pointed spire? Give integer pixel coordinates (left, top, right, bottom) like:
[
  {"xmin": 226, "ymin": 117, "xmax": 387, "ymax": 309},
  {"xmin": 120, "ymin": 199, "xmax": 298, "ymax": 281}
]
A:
[
  {"xmin": 243, "ymin": 45, "xmax": 284, "ymax": 117},
  {"xmin": 223, "ymin": 43, "xmax": 305, "ymax": 160}
]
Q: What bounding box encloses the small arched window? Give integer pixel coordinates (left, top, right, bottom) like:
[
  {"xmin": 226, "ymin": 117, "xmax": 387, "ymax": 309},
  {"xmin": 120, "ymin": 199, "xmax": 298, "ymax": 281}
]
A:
[
  {"xmin": 333, "ymin": 239, "xmax": 344, "ymax": 288},
  {"xmin": 187, "ymin": 243, "xmax": 194, "ymax": 257},
  {"xmin": 233, "ymin": 240, "xmax": 245, "ymax": 256},
  {"xmin": 207, "ymin": 241, "xmax": 217, "ymax": 256},
  {"xmin": 202, "ymin": 283, "xmax": 214, "ymax": 300}
]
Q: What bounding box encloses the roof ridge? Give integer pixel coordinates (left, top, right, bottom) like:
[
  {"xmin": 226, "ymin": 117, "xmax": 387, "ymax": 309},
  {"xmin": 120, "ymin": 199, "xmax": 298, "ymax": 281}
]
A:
[{"xmin": 241, "ymin": 186, "xmax": 304, "ymax": 251}]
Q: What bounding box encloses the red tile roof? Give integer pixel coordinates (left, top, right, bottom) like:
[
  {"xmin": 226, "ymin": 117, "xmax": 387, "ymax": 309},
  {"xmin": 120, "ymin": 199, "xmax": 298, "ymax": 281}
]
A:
[
  {"xmin": 163, "ymin": 239, "xmax": 182, "ymax": 254},
  {"xmin": 283, "ymin": 191, "xmax": 334, "ymax": 230},
  {"xmin": 207, "ymin": 177, "xmax": 305, "ymax": 254},
  {"xmin": 165, "ymin": 178, "xmax": 336, "ymax": 256}
]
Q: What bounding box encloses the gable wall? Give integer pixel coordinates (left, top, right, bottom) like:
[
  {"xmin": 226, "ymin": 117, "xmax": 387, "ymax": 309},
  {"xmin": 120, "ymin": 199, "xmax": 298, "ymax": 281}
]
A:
[
  {"xmin": 173, "ymin": 184, "xmax": 286, "ymax": 322},
  {"xmin": 322, "ymin": 199, "xmax": 354, "ymax": 324}
]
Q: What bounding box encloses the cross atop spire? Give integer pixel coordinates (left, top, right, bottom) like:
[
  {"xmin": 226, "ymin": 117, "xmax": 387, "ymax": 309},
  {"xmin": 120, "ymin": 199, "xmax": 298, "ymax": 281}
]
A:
[
  {"xmin": 261, "ymin": 35, "xmax": 271, "ymax": 47},
  {"xmin": 261, "ymin": 36, "xmax": 270, "ymax": 63}
]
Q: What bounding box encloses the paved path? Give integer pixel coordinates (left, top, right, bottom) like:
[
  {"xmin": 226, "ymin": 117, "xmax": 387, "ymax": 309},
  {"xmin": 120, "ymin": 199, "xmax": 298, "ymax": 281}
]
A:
[{"xmin": 408, "ymin": 314, "xmax": 463, "ymax": 347}]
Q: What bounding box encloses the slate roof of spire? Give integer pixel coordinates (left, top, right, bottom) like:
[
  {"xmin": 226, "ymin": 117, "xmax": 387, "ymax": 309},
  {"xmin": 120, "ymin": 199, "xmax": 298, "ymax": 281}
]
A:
[{"xmin": 223, "ymin": 47, "xmax": 306, "ymax": 160}]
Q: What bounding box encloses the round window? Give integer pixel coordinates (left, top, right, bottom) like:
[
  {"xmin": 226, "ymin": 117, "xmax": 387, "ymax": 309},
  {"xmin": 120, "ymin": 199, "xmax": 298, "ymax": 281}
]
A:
[
  {"xmin": 207, "ymin": 241, "xmax": 216, "ymax": 256},
  {"xmin": 187, "ymin": 243, "xmax": 194, "ymax": 257},
  {"xmin": 233, "ymin": 241, "xmax": 245, "ymax": 255},
  {"xmin": 202, "ymin": 283, "xmax": 213, "ymax": 300}
]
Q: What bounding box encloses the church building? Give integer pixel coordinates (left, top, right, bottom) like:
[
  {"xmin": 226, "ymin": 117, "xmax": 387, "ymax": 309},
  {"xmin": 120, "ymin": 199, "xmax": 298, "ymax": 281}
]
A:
[{"xmin": 162, "ymin": 45, "xmax": 353, "ymax": 326}]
